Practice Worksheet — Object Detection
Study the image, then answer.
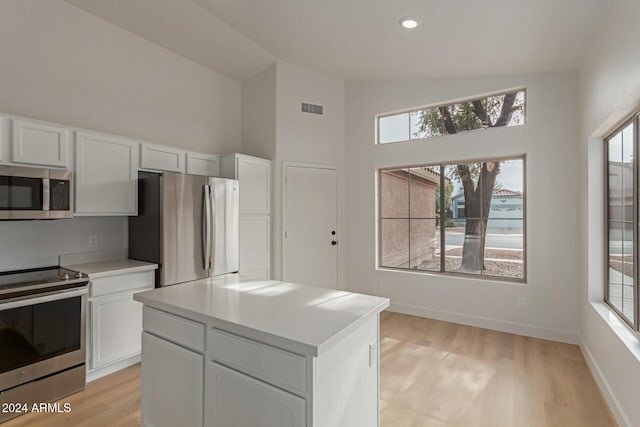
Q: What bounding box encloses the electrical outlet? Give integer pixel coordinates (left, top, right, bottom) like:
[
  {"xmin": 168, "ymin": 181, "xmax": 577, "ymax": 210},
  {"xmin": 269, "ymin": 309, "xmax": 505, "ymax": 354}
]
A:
[
  {"xmin": 88, "ymin": 236, "xmax": 98, "ymax": 248},
  {"xmin": 517, "ymin": 297, "xmax": 527, "ymax": 311},
  {"xmin": 368, "ymin": 343, "xmax": 377, "ymax": 367}
]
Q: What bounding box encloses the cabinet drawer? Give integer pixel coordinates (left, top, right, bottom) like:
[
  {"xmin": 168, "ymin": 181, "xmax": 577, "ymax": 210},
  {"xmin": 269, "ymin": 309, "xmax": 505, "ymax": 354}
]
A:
[
  {"xmin": 143, "ymin": 306, "xmax": 205, "ymax": 352},
  {"xmin": 207, "ymin": 329, "xmax": 307, "ymax": 396},
  {"xmin": 90, "ymin": 270, "xmax": 154, "ymax": 297}
]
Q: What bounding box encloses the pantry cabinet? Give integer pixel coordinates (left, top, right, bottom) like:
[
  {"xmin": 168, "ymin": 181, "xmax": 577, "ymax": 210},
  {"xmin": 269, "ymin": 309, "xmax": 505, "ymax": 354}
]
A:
[
  {"xmin": 221, "ymin": 154, "xmax": 272, "ymax": 279},
  {"xmin": 75, "ymin": 131, "xmax": 139, "ymax": 215}
]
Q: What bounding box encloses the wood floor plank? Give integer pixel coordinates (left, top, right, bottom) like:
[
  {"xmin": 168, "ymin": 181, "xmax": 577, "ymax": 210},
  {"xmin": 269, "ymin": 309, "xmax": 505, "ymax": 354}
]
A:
[{"xmin": 3, "ymin": 312, "xmax": 616, "ymax": 426}]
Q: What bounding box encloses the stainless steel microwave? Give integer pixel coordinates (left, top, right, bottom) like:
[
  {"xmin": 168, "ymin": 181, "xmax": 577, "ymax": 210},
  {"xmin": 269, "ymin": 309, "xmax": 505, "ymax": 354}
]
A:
[{"xmin": 0, "ymin": 165, "xmax": 73, "ymax": 220}]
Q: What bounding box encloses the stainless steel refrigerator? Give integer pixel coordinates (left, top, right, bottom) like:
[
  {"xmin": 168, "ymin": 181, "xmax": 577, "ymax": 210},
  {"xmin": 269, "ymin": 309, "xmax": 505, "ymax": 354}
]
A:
[{"xmin": 129, "ymin": 171, "xmax": 239, "ymax": 287}]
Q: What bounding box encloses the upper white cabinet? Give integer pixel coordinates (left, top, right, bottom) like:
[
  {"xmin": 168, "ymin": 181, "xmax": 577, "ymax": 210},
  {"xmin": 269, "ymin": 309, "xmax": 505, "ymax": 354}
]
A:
[
  {"xmin": 10, "ymin": 118, "xmax": 69, "ymax": 168},
  {"xmin": 221, "ymin": 154, "xmax": 271, "ymax": 215},
  {"xmin": 75, "ymin": 131, "xmax": 139, "ymax": 216},
  {"xmin": 186, "ymin": 152, "xmax": 220, "ymax": 176},
  {"xmin": 140, "ymin": 143, "xmax": 185, "ymax": 173}
]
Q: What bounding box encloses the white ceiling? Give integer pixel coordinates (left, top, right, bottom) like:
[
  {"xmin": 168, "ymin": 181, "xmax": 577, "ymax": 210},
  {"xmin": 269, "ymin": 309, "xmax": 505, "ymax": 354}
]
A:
[{"xmin": 68, "ymin": 0, "xmax": 609, "ymax": 82}]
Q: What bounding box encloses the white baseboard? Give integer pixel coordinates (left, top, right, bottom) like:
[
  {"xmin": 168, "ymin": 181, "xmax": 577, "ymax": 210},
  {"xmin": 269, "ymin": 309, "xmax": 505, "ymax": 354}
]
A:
[
  {"xmin": 580, "ymin": 341, "xmax": 630, "ymax": 427},
  {"xmin": 388, "ymin": 302, "xmax": 580, "ymax": 344},
  {"xmin": 86, "ymin": 354, "xmax": 140, "ymax": 383}
]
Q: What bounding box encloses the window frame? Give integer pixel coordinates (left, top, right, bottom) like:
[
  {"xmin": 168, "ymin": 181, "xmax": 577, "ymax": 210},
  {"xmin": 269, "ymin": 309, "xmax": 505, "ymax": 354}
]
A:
[
  {"xmin": 377, "ymin": 154, "xmax": 527, "ymax": 283},
  {"xmin": 604, "ymin": 113, "xmax": 639, "ymax": 330},
  {"xmin": 375, "ymin": 88, "xmax": 527, "ymax": 145}
]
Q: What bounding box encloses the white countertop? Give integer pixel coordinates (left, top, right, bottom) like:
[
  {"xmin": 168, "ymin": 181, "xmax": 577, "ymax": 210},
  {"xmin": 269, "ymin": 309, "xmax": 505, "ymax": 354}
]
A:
[
  {"xmin": 134, "ymin": 275, "xmax": 389, "ymax": 356},
  {"xmin": 64, "ymin": 259, "xmax": 158, "ymax": 278}
]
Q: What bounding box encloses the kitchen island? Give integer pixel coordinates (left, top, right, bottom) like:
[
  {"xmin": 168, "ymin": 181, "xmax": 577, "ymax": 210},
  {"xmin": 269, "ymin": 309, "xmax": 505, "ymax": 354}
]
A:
[{"xmin": 134, "ymin": 275, "xmax": 389, "ymax": 427}]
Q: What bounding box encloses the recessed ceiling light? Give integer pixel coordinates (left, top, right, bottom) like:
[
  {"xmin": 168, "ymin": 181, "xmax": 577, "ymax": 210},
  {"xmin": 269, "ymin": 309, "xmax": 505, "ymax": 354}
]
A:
[{"xmin": 399, "ymin": 17, "xmax": 420, "ymax": 29}]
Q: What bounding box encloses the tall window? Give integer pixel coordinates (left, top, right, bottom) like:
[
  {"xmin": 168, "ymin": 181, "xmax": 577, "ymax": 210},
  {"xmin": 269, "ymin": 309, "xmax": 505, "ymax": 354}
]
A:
[
  {"xmin": 377, "ymin": 89, "xmax": 526, "ymax": 145},
  {"xmin": 605, "ymin": 117, "xmax": 637, "ymax": 327},
  {"xmin": 379, "ymin": 156, "xmax": 525, "ymax": 281}
]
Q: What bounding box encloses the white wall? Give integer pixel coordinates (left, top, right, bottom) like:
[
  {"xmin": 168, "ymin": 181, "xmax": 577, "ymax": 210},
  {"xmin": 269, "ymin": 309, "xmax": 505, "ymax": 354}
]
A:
[
  {"xmin": 345, "ymin": 72, "xmax": 580, "ymax": 343},
  {"xmin": 0, "ymin": 0, "xmax": 241, "ymax": 154},
  {"xmin": 242, "ymin": 64, "xmax": 277, "ymax": 160},
  {"xmin": 272, "ymin": 61, "xmax": 346, "ymax": 285},
  {"xmin": 579, "ymin": 1, "xmax": 640, "ymax": 425},
  {"xmin": 0, "ymin": 217, "xmax": 126, "ymax": 272}
]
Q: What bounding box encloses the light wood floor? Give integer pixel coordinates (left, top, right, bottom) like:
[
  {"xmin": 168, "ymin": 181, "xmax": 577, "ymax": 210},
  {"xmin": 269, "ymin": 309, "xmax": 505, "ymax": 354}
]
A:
[
  {"xmin": 380, "ymin": 312, "xmax": 616, "ymax": 427},
  {"xmin": 4, "ymin": 312, "xmax": 616, "ymax": 426}
]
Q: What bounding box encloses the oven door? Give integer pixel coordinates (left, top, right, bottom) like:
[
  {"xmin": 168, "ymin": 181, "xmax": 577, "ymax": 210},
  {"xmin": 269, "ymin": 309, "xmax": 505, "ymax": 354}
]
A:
[
  {"xmin": 0, "ymin": 166, "xmax": 48, "ymax": 220},
  {"xmin": 0, "ymin": 287, "xmax": 87, "ymax": 392}
]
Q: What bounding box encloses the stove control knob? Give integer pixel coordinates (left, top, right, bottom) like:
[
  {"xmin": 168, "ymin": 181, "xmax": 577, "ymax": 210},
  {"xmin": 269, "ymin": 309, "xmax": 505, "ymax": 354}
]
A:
[
  {"xmin": 74, "ymin": 272, "xmax": 84, "ymax": 279},
  {"xmin": 60, "ymin": 273, "xmax": 70, "ymax": 281}
]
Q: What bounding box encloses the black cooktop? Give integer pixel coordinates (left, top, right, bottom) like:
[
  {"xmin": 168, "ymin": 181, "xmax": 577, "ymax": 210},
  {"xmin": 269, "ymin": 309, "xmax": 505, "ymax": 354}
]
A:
[{"xmin": 0, "ymin": 266, "xmax": 88, "ymax": 299}]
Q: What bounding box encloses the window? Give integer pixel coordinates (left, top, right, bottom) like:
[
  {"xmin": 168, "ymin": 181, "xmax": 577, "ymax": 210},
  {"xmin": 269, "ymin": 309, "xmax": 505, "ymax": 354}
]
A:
[
  {"xmin": 379, "ymin": 156, "xmax": 525, "ymax": 281},
  {"xmin": 605, "ymin": 117, "xmax": 637, "ymax": 327},
  {"xmin": 376, "ymin": 89, "xmax": 526, "ymax": 144}
]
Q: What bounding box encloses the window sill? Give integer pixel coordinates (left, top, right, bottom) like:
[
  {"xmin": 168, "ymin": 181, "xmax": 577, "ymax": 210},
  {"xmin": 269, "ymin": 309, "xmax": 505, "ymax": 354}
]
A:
[
  {"xmin": 590, "ymin": 301, "xmax": 640, "ymax": 363},
  {"xmin": 376, "ymin": 266, "xmax": 527, "ymax": 286}
]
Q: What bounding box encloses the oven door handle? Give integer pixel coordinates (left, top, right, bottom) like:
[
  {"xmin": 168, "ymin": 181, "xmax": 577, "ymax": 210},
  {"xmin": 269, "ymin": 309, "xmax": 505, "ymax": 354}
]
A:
[{"xmin": 0, "ymin": 287, "xmax": 88, "ymax": 311}]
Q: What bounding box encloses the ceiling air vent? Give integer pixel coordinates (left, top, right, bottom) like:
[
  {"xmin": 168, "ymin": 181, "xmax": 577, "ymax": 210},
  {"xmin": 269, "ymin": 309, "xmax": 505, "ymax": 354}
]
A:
[{"xmin": 301, "ymin": 102, "xmax": 323, "ymax": 115}]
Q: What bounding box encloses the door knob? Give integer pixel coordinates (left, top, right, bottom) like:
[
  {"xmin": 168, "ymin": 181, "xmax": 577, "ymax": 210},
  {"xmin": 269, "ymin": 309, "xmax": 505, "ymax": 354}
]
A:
[{"xmin": 331, "ymin": 240, "xmax": 338, "ymax": 246}]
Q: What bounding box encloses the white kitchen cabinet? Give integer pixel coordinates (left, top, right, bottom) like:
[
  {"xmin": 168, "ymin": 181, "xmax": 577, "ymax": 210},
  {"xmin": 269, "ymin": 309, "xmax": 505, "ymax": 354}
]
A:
[
  {"xmin": 85, "ymin": 268, "xmax": 154, "ymax": 381},
  {"xmin": 136, "ymin": 287, "xmax": 386, "ymax": 427},
  {"xmin": 140, "ymin": 143, "xmax": 185, "ymax": 173},
  {"xmin": 220, "ymin": 154, "xmax": 271, "ymax": 215},
  {"xmin": 221, "ymin": 154, "xmax": 272, "ymax": 279},
  {"xmin": 75, "ymin": 131, "xmax": 139, "ymax": 215},
  {"xmin": 142, "ymin": 332, "xmax": 204, "ymax": 427},
  {"xmin": 186, "ymin": 152, "xmax": 220, "ymax": 176},
  {"xmin": 240, "ymin": 216, "xmax": 270, "ymax": 280},
  {"xmin": 10, "ymin": 118, "xmax": 69, "ymax": 168},
  {"xmin": 205, "ymin": 362, "xmax": 306, "ymax": 427},
  {"xmin": 90, "ymin": 289, "xmax": 144, "ymax": 369}
]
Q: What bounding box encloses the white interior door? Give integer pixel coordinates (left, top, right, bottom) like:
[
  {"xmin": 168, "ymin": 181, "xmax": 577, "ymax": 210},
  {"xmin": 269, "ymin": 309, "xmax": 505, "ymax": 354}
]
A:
[{"xmin": 284, "ymin": 165, "xmax": 338, "ymax": 289}]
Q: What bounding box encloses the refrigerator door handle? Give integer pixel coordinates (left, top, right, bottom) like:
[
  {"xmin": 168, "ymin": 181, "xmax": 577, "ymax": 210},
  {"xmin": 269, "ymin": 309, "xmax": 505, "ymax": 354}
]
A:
[
  {"xmin": 210, "ymin": 184, "xmax": 216, "ymax": 272},
  {"xmin": 203, "ymin": 185, "xmax": 212, "ymax": 270}
]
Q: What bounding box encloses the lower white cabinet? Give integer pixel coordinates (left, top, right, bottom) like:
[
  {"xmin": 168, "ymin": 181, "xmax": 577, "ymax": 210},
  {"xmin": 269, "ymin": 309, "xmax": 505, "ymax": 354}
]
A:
[
  {"xmin": 141, "ymin": 332, "xmax": 204, "ymax": 427},
  {"xmin": 90, "ymin": 290, "xmax": 144, "ymax": 369},
  {"xmin": 139, "ymin": 306, "xmax": 380, "ymax": 427},
  {"xmin": 87, "ymin": 269, "xmax": 154, "ymax": 380},
  {"xmin": 205, "ymin": 362, "xmax": 306, "ymax": 427}
]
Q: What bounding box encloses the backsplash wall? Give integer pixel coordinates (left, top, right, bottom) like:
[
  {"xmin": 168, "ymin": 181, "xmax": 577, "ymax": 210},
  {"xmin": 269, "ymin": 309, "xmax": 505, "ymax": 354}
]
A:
[{"xmin": 0, "ymin": 217, "xmax": 127, "ymax": 272}]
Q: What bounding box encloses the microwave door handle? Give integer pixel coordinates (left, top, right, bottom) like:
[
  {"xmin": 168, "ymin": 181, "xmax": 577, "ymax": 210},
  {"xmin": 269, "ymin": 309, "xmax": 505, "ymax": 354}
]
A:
[
  {"xmin": 42, "ymin": 178, "xmax": 50, "ymax": 211},
  {"xmin": 202, "ymin": 185, "xmax": 212, "ymax": 270}
]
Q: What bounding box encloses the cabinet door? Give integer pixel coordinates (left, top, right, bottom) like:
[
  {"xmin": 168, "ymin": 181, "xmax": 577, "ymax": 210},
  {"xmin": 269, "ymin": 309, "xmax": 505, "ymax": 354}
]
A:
[
  {"xmin": 90, "ymin": 290, "xmax": 144, "ymax": 369},
  {"xmin": 186, "ymin": 152, "xmax": 220, "ymax": 176},
  {"xmin": 239, "ymin": 216, "xmax": 270, "ymax": 279},
  {"xmin": 75, "ymin": 131, "xmax": 138, "ymax": 215},
  {"xmin": 205, "ymin": 362, "xmax": 305, "ymax": 427},
  {"xmin": 11, "ymin": 119, "xmax": 69, "ymax": 168},
  {"xmin": 237, "ymin": 156, "xmax": 270, "ymax": 215},
  {"xmin": 140, "ymin": 143, "xmax": 185, "ymax": 173},
  {"xmin": 142, "ymin": 332, "xmax": 204, "ymax": 427}
]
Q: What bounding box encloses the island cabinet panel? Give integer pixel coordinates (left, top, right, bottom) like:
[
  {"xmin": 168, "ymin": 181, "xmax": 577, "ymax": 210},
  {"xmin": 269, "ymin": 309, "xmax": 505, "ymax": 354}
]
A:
[
  {"xmin": 205, "ymin": 362, "xmax": 306, "ymax": 427},
  {"xmin": 207, "ymin": 328, "xmax": 307, "ymax": 396},
  {"xmin": 142, "ymin": 332, "xmax": 204, "ymax": 427}
]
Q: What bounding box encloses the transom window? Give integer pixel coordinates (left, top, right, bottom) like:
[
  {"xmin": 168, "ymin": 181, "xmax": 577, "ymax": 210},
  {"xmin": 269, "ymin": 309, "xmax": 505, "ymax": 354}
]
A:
[
  {"xmin": 377, "ymin": 89, "xmax": 526, "ymax": 144},
  {"xmin": 378, "ymin": 156, "xmax": 525, "ymax": 281},
  {"xmin": 605, "ymin": 115, "xmax": 638, "ymax": 328}
]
